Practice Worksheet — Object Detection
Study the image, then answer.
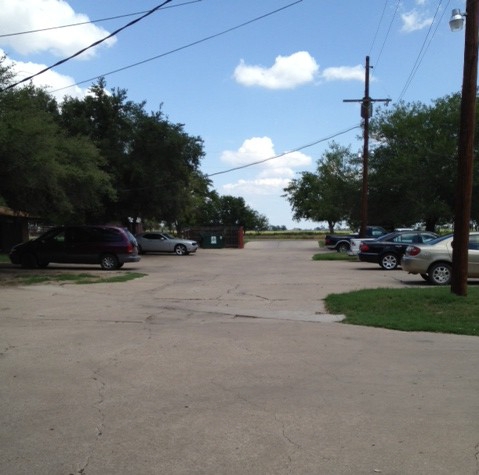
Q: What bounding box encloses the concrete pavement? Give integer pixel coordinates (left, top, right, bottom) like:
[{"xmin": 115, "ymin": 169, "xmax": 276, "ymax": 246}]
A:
[{"xmin": 1, "ymin": 240, "xmax": 478, "ymax": 474}]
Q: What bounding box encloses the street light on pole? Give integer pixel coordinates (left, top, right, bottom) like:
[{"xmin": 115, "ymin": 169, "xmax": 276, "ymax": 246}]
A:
[{"xmin": 449, "ymin": 1, "xmax": 479, "ymax": 296}]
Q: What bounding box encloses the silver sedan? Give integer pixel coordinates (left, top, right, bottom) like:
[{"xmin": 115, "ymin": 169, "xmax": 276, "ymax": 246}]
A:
[
  {"xmin": 135, "ymin": 232, "xmax": 198, "ymax": 256},
  {"xmin": 401, "ymin": 232, "xmax": 479, "ymax": 285}
]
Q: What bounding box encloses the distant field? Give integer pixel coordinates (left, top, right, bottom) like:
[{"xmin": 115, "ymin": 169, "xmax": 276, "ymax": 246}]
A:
[{"xmin": 245, "ymin": 230, "xmax": 328, "ymax": 240}]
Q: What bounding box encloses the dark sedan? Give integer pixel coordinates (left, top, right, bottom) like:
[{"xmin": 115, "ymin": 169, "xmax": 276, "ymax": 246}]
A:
[{"xmin": 358, "ymin": 231, "xmax": 438, "ymax": 270}]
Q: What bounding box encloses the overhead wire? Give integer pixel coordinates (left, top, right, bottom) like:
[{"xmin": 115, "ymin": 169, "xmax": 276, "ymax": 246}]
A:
[
  {"xmin": 372, "ymin": 0, "xmax": 401, "ymax": 71},
  {"xmin": 1, "ymin": 0, "xmax": 175, "ymax": 92},
  {"xmin": 368, "ymin": 0, "xmax": 388, "ymax": 60},
  {"xmin": 206, "ymin": 125, "xmax": 361, "ymax": 178},
  {"xmin": 0, "ymin": 1, "xmax": 202, "ymax": 38},
  {"xmin": 50, "ymin": 0, "xmax": 304, "ymax": 94},
  {"xmin": 118, "ymin": 125, "xmax": 362, "ymax": 190},
  {"xmin": 397, "ymin": 0, "xmax": 450, "ymax": 102}
]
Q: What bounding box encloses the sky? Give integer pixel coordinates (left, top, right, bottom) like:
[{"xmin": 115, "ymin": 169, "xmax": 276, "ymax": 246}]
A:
[{"xmin": 0, "ymin": 0, "xmax": 469, "ymax": 229}]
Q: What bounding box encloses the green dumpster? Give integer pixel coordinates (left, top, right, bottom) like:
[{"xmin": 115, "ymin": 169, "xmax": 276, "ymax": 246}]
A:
[{"xmin": 201, "ymin": 234, "xmax": 225, "ymax": 249}]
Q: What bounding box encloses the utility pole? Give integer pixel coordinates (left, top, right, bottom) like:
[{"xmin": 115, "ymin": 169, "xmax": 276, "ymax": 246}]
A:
[
  {"xmin": 344, "ymin": 56, "xmax": 390, "ymax": 238},
  {"xmin": 451, "ymin": 0, "xmax": 479, "ymax": 296}
]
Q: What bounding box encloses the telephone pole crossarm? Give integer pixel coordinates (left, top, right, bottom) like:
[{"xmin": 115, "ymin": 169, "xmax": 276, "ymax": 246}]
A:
[{"xmin": 342, "ymin": 56, "xmax": 390, "ymax": 238}]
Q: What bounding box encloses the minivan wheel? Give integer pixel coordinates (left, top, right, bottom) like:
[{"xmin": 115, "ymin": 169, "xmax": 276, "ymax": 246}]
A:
[
  {"xmin": 380, "ymin": 253, "xmax": 398, "ymax": 270},
  {"xmin": 427, "ymin": 262, "xmax": 452, "ymax": 285},
  {"xmin": 100, "ymin": 254, "xmax": 120, "ymax": 270},
  {"xmin": 21, "ymin": 253, "xmax": 38, "ymax": 269},
  {"xmin": 175, "ymin": 244, "xmax": 188, "ymax": 256}
]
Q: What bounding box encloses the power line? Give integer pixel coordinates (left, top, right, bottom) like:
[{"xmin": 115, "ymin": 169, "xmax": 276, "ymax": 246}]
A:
[
  {"xmin": 397, "ymin": 0, "xmax": 450, "ymax": 102},
  {"xmin": 206, "ymin": 125, "xmax": 361, "ymax": 178},
  {"xmin": 119, "ymin": 125, "xmax": 361, "ymax": 192},
  {"xmin": 1, "ymin": 0, "xmax": 174, "ymax": 92},
  {"xmin": 0, "ymin": 1, "xmax": 201, "ymax": 38},
  {"xmin": 50, "ymin": 0, "xmax": 304, "ymax": 94},
  {"xmin": 373, "ymin": 0, "xmax": 401, "ymax": 70},
  {"xmin": 368, "ymin": 0, "xmax": 388, "ymax": 59}
]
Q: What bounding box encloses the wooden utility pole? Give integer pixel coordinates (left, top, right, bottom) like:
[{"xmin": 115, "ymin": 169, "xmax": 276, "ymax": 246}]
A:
[
  {"xmin": 344, "ymin": 56, "xmax": 390, "ymax": 238},
  {"xmin": 451, "ymin": 0, "xmax": 479, "ymax": 296}
]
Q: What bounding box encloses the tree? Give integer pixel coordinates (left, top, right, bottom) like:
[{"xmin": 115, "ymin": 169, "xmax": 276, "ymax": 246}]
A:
[
  {"xmin": 191, "ymin": 192, "xmax": 268, "ymax": 231},
  {"xmin": 283, "ymin": 143, "xmax": 358, "ymax": 233},
  {"xmin": 369, "ymin": 95, "xmax": 466, "ymax": 231},
  {"xmin": 0, "ymin": 69, "xmax": 114, "ymax": 222},
  {"xmin": 117, "ymin": 110, "xmax": 206, "ymax": 229},
  {"xmin": 60, "ymin": 78, "xmax": 207, "ymax": 229}
]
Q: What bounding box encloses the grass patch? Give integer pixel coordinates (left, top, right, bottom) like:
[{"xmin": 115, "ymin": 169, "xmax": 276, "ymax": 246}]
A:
[
  {"xmin": 3, "ymin": 272, "xmax": 146, "ymax": 286},
  {"xmin": 0, "ymin": 253, "xmax": 9, "ymax": 263},
  {"xmin": 313, "ymin": 252, "xmax": 358, "ymax": 261},
  {"xmin": 325, "ymin": 287, "xmax": 479, "ymax": 336}
]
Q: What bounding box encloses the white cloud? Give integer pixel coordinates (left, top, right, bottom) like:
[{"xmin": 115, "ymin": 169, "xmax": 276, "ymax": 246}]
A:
[
  {"xmin": 220, "ymin": 137, "xmax": 311, "ymax": 196},
  {"xmin": 0, "ymin": 0, "xmax": 116, "ymax": 58},
  {"xmin": 234, "ymin": 51, "xmax": 366, "ymax": 88},
  {"xmin": 234, "ymin": 51, "xmax": 319, "ymax": 89},
  {"xmin": 3, "ymin": 52, "xmax": 92, "ymax": 101},
  {"xmin": 321, "ymin": 65, "xmax": 365, "ymax": 82},
  {"xmin": 223, "ymin": 177, "xmax": 292, "ymax": 196},
  {"xmin": 401, "ymin": 10, "xmax": 433, "ymax": 33}
]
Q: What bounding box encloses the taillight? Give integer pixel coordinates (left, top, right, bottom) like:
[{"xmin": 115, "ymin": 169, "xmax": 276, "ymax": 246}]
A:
[
  {"xmin": 127, "ymin": 242, "xmax": 134, "ymax": 253},
  {"xmin": 360, "ymin": 243, "xmax": 369, "ymax": 252},
  {"xmin": 406, "ymin": 246, "xmax": 421, "ymax": 256}
]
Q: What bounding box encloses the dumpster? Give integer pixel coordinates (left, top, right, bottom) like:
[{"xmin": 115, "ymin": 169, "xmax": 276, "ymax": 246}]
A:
[{"xmin": 201, "ymin": 234, "xmax": 225, "ymax": 249}]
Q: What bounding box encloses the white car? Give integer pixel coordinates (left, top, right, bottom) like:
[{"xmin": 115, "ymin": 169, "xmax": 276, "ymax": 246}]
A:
[
  {"xmin": 135, "ymin": 232, "xmax": 198, "ymax": 256},
  {"xmin": 348, "ymin": 237, "xmax": 374, "ymax": 256}
]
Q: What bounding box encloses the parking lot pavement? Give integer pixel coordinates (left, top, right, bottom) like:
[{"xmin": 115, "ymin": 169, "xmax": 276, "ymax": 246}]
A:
[{"xmin": 1, "ymin": 241, "xmax": 478, "ymax": 474}]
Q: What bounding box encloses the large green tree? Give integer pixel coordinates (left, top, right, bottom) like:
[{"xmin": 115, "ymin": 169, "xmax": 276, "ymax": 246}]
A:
[
  {"xmin": 0, "ymin": 65, "xmax": 114, "ymax": 222},
  {"xmin": 368, "ymin": 94, "xmax": 473, "ymax": 230},
  {"xmin": 60, "ymin": 78, "xmax": 207, "ymax": 228},
  {"xmin": 283, "ymin": 143, "xmax": 359, "ymax": 233}
]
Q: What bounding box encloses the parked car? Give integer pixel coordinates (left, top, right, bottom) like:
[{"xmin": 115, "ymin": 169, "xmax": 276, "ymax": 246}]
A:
[
  {"xmin": 324, "ymin": 226, "xmax": 387, "ymax": 253},
  {"xmin": 9, "ymin": 225, "xmax": 140, "ymax": 270},
  {"xmin": 401, "ymin": 232, "xmax": 479, "ymax": 285},
  {"xmin": 349, "ymin": 228, "xmax": 416, "ymax": 256},
  {"xmin": 135, "ymin": 232, "xmax": 198, "ymax": 255},
  {"xmin": 358, "ymin": 230, "xmax": 438, "ymax": 270}
]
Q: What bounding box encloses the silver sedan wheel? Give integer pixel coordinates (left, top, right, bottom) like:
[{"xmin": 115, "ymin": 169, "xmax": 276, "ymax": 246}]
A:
[
  {"xmin": 428, "ymin": 262, "xmax": 452, "ymax": 285},
  {"xmin": 174, "ymin": 244, "xmax": 187, "ymax": 256},
  {"xmin": 380, "ymin": 253, "xmax": 398, "ymax": 270}
]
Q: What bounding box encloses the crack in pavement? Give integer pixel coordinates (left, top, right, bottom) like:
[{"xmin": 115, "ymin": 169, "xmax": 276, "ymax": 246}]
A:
[{"xmin": 75, "ymin": 370, "xmax": 106, "ymax": 475}]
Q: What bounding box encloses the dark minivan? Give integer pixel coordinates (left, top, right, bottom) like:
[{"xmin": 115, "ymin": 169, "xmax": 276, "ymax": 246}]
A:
[{"xmin": 9, "ymin": 225, "xmax": 141, "ymax": 270}]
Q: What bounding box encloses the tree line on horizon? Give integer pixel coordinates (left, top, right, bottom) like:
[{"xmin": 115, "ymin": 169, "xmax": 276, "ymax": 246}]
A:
[{"xmin": 4, "ymin": 55, "xmax": 477, "ymax": 236}]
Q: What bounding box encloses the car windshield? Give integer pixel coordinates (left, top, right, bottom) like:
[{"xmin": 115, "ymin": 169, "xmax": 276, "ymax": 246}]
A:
[
  {"xmin": 377, "ymin": 232, "xmax": 397, "ymax": 241},
  {"xmin": 35, "ymin": 227, "xmax": 61, "ymax": 241},
  {"xmin": 424, "ymin": 233, "xmax": 453, "ymax": 245},
  {"xmin": 163, "ymin": 233, "xmax": 174, "ymax": 239}
]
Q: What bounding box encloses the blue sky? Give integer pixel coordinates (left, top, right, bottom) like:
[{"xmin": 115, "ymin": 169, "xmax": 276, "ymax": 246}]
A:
[{"xmin": 0, "ymin": 0, "xmax": 468, "ymax": 228}]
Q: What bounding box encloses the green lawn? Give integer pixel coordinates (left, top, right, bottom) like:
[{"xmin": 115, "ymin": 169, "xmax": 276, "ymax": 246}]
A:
[
  {"xmin": 325, "ymin": 287, "xmax": 479, "ymax": 336},
  {"xmin": 313, "ymin": 251, "xmax": 357, "ymax": 261},
  {"xmin": 0, "ymin": 254, "xmax": 145, "ymax": 285}
]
